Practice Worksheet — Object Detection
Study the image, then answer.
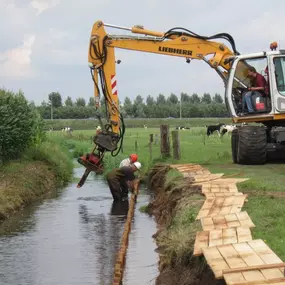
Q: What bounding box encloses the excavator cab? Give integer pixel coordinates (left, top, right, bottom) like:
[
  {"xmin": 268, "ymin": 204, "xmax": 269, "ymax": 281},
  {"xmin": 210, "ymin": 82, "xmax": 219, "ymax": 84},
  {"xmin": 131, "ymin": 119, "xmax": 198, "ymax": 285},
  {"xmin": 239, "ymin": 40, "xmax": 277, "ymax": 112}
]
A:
[
  {"xmin": 226, "ymin": 45, "xmax": 285, "ymax": 165},
  {"xmin": 226, "ymin": 45, "xmax": 285, "ymax": 123}
]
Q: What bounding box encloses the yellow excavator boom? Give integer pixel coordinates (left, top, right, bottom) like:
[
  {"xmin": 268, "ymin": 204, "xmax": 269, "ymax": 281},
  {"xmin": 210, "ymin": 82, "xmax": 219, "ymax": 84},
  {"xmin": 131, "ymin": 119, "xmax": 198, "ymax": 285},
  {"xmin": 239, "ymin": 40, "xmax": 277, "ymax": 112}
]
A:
[{"xmin": 88, "ymin": 20, "xmax": 240, "ymax": 154}]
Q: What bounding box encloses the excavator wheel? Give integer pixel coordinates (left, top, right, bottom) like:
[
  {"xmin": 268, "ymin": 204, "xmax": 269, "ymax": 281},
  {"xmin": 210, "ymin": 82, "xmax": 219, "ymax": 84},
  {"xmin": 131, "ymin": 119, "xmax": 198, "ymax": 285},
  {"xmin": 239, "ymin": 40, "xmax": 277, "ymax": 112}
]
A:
[
  {"xmin": 231, "ymin": 128, "xmax": 239, "ymax": 164},
  {"xmin": 236, "ymin": 126, "xmax": 267, "ymax": 165}
]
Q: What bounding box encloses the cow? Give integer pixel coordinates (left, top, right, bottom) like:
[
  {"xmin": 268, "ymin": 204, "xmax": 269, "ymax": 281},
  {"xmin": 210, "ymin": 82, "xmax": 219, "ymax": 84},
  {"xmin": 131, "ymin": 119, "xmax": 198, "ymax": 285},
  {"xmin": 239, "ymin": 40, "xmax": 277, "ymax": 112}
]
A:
[
  {"xmin": 176, "ymin": 126, "xmax": 190, "ymax": 130},
  {"xmin": 61, "ymin": 127, "xmax": 73, "ymax": 133},
  {"xmin": 220, "ymin": 124, "xmax": 237, "ymax": 136},
  {"xmin": 206, "ymin": 123, "xmax": 225, "ymax": 136}
]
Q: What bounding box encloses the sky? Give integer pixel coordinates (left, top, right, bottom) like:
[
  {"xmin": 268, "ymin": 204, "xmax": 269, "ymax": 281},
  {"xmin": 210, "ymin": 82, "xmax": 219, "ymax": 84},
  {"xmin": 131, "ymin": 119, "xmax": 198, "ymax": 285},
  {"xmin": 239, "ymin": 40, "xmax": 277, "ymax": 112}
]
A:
[{"xmin": 1, "ymin": 0, "xmax": 284, "ymax": 105}]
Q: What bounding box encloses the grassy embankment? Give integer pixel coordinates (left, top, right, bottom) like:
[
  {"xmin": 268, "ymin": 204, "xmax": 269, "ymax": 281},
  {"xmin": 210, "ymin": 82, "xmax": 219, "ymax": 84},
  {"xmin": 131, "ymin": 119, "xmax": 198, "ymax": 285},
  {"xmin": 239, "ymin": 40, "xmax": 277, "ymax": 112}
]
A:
[
  {"xmin": 0, "ymin": 139, "xmax": 73, "ymax": 221},
  {"xmin": 51, "ymin": 124, "xmax": 285, "ymax": 265}
]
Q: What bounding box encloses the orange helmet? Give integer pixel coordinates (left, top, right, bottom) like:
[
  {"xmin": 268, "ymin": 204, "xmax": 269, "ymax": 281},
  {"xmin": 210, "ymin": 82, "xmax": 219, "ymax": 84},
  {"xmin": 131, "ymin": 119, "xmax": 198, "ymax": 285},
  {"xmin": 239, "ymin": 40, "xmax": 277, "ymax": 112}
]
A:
[{"xmin": 129, "ymin": 154, "xmax": 138, "ymax": 163}]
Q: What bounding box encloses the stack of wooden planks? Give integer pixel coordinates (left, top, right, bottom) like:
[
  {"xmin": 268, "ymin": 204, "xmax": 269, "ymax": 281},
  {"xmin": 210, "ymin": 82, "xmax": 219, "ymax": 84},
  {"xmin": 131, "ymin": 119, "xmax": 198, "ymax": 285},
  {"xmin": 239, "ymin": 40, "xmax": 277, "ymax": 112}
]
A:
[{"xmin": 170, "ymin": 164, "xmax": 285, "ymax": 285}]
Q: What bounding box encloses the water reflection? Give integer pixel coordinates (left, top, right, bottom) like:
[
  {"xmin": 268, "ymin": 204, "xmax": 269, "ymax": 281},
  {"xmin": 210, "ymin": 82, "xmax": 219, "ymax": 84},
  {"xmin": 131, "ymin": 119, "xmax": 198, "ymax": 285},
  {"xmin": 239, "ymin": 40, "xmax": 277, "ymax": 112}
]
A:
[{"xmin": 0, "ymin": 167, "xmax": 158, "ymax": 285}]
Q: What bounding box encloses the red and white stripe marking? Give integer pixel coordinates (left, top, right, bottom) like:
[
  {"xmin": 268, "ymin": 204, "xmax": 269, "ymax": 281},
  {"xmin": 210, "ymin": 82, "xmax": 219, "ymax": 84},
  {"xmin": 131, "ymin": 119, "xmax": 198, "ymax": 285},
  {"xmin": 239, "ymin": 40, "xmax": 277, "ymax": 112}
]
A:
[{"xmin": 111, "ymin": 75, "xmax": 118, "ymax": 96}]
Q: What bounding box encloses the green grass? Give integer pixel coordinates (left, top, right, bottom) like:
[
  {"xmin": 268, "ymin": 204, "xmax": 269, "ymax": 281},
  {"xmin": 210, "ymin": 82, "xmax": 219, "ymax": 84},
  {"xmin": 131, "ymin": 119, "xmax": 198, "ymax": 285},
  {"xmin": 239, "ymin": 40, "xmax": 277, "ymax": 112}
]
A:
[
  {"xmin": 0, "ymin": 140, "xmax": 73, "ymax": 221},
  {"xmin": 48, "ymin": 126, "xmax": 285, "ymax": 259}
]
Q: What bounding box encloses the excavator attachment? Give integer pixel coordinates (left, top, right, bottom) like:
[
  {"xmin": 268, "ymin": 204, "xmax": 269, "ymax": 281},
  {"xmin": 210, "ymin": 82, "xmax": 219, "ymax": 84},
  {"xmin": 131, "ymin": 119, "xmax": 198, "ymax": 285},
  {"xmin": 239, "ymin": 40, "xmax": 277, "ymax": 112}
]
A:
[
  {"xmin": 76, "ymin": 126, "xmax": 121, "ymax": 188},
  {"xmin": 77, "ymin": 151, "xmax": 104, "ymax": 188},
  {"xmin": 93, "ymin": 130, "xmax": 120, "ymax": 152}
]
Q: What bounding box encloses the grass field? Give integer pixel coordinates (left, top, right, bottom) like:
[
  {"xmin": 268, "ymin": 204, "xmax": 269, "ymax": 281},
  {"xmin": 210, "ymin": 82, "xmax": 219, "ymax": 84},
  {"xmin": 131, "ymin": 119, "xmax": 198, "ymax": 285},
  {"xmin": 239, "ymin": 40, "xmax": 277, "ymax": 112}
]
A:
[{"xmin": 49, "ymin": 126, "xmax": 285, "ymax": 260}]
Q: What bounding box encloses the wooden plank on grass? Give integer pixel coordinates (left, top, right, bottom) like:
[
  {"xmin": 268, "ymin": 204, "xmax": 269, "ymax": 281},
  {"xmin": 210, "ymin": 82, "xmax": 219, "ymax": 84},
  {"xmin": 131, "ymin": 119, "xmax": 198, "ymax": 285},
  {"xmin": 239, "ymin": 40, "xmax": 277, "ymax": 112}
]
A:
[
  {"xmin": 209, "ymin": 229, "xmax": 223, "ymax": 247},
  {"xmin": 205, "ymin": 192, "xmax": 244, "ymax": 198},
  {"xmin": 193, "ymin": 227, "xmax": 252, "ymax": 256},
  {"xmin": 193, "ymin": 173, "xmax": 225, "ymax": 183},
  {"xmin": 237, "ymin": 227, "xmax": 253, "ymax": 243},
  {"xmin": 223, "ymin": 241, "xmax": 285, "ymax": 285},
  {"xmin": 202, "ymin": 246, "xmax": 230, "ymax": 279},
  {"xmin": 223, "ymin": 228, "xmax": 238, "ymax": 245},
  {"xmin": 193, "ymin": 231, "xmax": 209, "ymax": 256},
  {"xmin": 197, "ymin": 196, "xmax": 247, "ymax": 219}
]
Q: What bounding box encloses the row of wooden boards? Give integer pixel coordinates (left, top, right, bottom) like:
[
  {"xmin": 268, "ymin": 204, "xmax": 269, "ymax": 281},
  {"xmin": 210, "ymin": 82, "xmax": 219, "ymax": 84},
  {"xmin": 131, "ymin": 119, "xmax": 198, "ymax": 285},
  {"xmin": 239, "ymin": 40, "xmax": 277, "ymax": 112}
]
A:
[{"xmin": 170, "ymin": 164, "xmax": 285, "ymax": 285}]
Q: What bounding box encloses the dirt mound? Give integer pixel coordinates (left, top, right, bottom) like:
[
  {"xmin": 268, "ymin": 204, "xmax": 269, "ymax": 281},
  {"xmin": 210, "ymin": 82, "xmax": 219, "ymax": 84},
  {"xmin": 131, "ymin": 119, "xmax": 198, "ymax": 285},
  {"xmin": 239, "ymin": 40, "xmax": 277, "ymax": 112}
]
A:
[{"xmin": 147, "ymin": 163, "xmax": 226, "ymax": 285}]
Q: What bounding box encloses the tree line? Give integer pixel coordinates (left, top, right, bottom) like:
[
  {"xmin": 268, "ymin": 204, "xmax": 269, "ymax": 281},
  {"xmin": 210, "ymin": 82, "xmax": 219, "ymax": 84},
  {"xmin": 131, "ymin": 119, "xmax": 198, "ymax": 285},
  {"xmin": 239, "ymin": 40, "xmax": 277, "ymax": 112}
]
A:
[{"xmin": 36, "ymin": 91, "xmax": 229, "ymax": 119}]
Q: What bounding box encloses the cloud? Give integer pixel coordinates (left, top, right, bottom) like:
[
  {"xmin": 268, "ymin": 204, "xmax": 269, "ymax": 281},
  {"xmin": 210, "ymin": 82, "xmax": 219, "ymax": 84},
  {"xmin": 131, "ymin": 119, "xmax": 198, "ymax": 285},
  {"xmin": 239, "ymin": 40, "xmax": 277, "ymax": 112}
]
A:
[
  {"xmin": 30, "ymin": 0, "xmax": 60, "ymax": 15},
  {"xmin": 1, "ymin": 0, "xmax": 285, "ymax": 106},
  {"xmin": 49, "ymin": 28, "xmax": 68, "ymax": 40},
  {"xmin": 0, "ymin": 35, "xmax": 36, "ymax": 78}
]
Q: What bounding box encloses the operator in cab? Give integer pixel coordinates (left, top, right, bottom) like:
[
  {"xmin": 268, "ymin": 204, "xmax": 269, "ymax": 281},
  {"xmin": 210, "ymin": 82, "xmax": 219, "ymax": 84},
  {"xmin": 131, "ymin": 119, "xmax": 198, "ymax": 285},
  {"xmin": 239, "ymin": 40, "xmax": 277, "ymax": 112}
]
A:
[
  {"xmin": 119, "ymin": 154, "xmax": 138, "ymax": 168},
  {"xmin": 106, "ymin": 162, "xmax": 141, "ymax": 201},
  {"xmin": 242, "ymin": 66, "xmax": 268, "ymax": 114}
]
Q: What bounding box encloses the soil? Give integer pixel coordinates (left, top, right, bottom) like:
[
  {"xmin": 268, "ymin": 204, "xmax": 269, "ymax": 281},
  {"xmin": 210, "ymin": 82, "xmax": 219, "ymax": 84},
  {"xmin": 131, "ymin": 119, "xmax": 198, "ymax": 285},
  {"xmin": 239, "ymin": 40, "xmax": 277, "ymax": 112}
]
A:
[{"xmin": 147, "ymin": 163, "xmax": 226, "ymax": 285}]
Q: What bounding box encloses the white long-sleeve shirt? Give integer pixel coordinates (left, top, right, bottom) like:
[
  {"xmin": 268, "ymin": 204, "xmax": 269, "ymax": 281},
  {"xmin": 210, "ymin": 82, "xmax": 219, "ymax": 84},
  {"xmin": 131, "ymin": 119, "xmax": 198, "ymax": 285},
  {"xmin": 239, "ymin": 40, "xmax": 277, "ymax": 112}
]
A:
[{"xmin": 119, "ymin": 158, "xmax": 132, "ymax": 168}]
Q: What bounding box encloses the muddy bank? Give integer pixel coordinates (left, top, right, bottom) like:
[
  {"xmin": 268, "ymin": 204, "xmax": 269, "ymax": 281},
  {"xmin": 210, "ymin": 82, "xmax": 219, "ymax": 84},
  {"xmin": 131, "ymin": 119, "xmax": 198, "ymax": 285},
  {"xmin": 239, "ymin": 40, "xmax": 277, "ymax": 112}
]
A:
[
  {"xmin": 0, "ymin": 154, "xmax": 72, "ymax": 223},
  {"xmin": 147, "ymin": 164, "xmax": 225, "ymax": 285}
]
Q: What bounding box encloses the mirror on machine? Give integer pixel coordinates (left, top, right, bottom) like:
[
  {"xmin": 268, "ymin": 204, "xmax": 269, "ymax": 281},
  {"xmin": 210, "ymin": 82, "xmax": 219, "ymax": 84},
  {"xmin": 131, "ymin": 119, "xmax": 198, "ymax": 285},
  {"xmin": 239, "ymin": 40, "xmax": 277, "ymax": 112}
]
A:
[{"xmin": 231, "ymin": 56, "xmax": 271, "ymax": 116}]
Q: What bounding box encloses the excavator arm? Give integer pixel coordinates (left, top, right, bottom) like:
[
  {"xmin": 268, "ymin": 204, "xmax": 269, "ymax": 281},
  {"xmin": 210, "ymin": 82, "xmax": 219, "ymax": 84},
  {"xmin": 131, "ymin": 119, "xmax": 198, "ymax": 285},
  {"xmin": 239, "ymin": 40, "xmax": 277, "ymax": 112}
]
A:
[
  {"xmin": 88, "ymin": 20, "xmax": 239, "ymax": 154},
  {"xmin": 76, "ymin": 20, "xmax": 240, "ymax": 188}
]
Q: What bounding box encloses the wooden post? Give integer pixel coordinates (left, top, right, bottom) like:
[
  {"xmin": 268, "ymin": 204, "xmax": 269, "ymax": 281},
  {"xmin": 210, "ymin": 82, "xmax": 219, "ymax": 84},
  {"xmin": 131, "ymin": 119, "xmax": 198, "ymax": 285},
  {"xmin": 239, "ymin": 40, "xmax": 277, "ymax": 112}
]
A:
[
  {"xmin": 135, "ymin": 140, "xmax": 138, "ymax": 152},
  {"xmin": 160, "ymin": 124, "xmax": 170, "ymax": 157},
  {"xmin": 149, "ymin": 134, "xmax": 153, "ymax": 161},
  {"xmin": 172, "ymin": 130, "xmax": 181, "ymax": 160}
]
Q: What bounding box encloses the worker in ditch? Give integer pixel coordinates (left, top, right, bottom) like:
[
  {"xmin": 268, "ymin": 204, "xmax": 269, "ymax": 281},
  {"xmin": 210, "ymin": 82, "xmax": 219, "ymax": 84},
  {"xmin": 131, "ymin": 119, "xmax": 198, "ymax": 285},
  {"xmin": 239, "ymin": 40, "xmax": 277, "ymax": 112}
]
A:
[
  {"xmin": 106, "ymin": 162, "xmax": 141, "ymax": 201},
  {"xmin": 119, "ymin": 154, "xmax": 138, "ymax": 168}
]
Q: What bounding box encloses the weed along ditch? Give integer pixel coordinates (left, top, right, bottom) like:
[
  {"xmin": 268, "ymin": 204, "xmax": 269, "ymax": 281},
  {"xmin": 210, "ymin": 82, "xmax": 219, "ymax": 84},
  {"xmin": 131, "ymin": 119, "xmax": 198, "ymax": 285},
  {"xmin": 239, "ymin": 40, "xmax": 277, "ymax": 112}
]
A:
[{"xmin": 0, "ymin": 162, "xmax": 158, "ymax": 285}]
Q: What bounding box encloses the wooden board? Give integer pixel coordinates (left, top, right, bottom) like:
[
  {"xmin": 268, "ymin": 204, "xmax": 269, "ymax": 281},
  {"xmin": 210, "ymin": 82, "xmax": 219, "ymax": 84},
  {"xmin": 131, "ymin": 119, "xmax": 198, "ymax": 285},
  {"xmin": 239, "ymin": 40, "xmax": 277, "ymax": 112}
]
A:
[
  {"xmin": 200, "ymin": 212, "xmax": 255, "ymax": 231},
  {"xmin": 202, "ymin": 183, "xmax": 239, "ymax": 194},
  {"xmin": 192, "ymin": 173, "xmax": 225, "ymax": 183},
  {"xmin": 204, "ymin": 178, "xmax": 249, "ymax": 184},
  {"xmin": 196, "ymin": 195, "xmax": 248, "ymax": 220},
  {"xmin": 202, "ymin": 240, "xmax": 284, "ymax": 279},
  {"xmin": 205, "ymin": 192, "xmax": 244, "ymax": 198},
  {"xmin": 183, "ymin": 170, "xmax": 212, "ymax": 178},
  {"xmin": 194, "ymin": 227, "xmax": 252, "ymax": 256}
]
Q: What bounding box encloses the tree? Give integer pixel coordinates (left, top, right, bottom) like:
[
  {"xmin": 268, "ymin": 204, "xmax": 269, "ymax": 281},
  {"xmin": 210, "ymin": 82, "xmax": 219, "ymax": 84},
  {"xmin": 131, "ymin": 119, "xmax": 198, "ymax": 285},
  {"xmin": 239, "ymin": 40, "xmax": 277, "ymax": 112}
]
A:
[
  {"xmin": 88, "ymin": 97, "xmax": 95, "ymax": 106},
  {"xmin": 123, "ymin": 96, "xmax": 133, "ymax": 117},
  {"xmin": 213, "ymin": 93, "xmax": 223, "ymax": 103},
  {"xmin": 75, "ymin": 97, "xmax": 86, "ymax": 107},
  {"xmin": 65, "ymin": 96, "xmax": 73, "ymax": 106},
  {"xmin": 146, "ymin": 95, "xmax": 155, "ymax": 106},
  {"xmin": 48, "ymin": 92, "xmax": 62, "ymax": 108},
  {"xmin": 201, "ymin": 93, "xmax": 212, "ymax": 104},
  {"xmin": 168, "ymin": 93, "xmax": 178, "ymax": 104},
  {"xmin": 181, "ymin": 92, "xmax": 191, "ymax": 103},
  {"xmin": 156, "ymin": 94, "xmax": 166, "ymax": 105},
  {"xmin": 133, "ymin": 95, "xmax": 145, "ymax": 117},
  {"xmin": 0, "ymin": 89, "xmax": 45, "ymax": 161},
  {"xmin": 190, "ymin": 93, "xmax": 201, "ymax": 104}
]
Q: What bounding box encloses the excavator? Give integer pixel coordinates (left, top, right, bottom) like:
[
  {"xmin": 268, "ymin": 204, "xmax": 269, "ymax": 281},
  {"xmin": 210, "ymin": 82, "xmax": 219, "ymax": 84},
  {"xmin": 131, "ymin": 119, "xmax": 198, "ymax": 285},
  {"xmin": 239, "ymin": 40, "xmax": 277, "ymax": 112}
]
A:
[{"xmin": 77, "ymin": 20, "xmax": 285, "ymax": 187}]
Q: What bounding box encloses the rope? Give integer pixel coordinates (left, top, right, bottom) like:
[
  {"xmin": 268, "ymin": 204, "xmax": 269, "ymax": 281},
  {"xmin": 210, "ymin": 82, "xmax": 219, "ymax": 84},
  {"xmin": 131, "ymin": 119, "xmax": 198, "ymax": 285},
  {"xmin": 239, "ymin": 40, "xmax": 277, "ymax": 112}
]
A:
[{"xmin": 112, "ymin": 179, "xmax": 140, "ymax": 285}]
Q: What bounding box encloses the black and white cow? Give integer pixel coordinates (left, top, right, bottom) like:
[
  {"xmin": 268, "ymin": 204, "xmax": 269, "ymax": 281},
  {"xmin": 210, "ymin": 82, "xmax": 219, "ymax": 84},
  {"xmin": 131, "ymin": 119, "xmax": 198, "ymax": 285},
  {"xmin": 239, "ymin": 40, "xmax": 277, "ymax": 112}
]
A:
[
  {"xmin": 206, "ymin": 123, "xmax": 225, "ymax": 136},
  {"xmin": 176, "ymin": 126, "xmax": 190, "ymax": 130},
  {"xmin": 220, "ymin": 124, "xmax": 237, "ymax": 136}
]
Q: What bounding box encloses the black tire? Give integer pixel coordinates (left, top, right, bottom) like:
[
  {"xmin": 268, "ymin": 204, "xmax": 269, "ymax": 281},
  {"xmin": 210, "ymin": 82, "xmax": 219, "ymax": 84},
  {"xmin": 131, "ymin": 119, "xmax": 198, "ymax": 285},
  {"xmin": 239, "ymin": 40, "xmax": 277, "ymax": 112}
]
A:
[
  {"xmin": 237, "ymin": 126, "xmax": 267, "ymax": 165},
  {"xmin": 231, "ymin": 128, "xmax": 239, "ymax": 164}
]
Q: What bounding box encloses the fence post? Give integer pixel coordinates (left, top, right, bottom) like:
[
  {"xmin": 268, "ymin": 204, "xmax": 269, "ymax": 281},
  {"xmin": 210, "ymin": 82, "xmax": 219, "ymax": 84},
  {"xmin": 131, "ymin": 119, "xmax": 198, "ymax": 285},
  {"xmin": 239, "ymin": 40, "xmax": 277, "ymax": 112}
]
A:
[
  {"xmin": 160, "ymin": 124, "xmax": 170, "ymax": 157},
  {"xmin": 172, "ymin": 130, "xmax": 181, "ymax": 160},
  {"xmin": 149, "ymin": 134, "xmax": 153, "ymax": 161},
  {"xmin": 135, "ymin": 140, "xmax": 138, "ymax": 153}
]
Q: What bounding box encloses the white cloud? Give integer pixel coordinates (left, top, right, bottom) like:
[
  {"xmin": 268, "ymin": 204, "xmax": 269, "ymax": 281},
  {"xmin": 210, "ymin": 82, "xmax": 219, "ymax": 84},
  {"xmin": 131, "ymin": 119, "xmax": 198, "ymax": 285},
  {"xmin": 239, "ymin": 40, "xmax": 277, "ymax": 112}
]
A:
[
  {"xmin": 0, "ymin": 35, "xmax": 36, "ymax": 78},
  {"xmin": 49, "ymin": 28, "xmax": 68, "ymax": 40},
  {"xmin": 30, "ymin": 0, "xmax": 60, "ymax": 15}
]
